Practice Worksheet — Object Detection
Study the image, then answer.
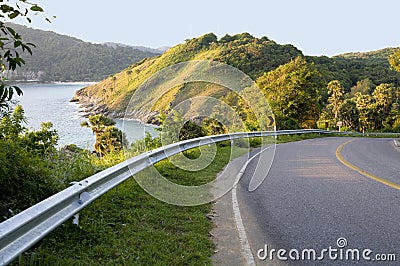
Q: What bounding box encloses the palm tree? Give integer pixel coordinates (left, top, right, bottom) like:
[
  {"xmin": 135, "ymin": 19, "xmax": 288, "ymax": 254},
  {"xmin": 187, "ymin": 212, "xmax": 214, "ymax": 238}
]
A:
[{"xmin": 81, "ymin": 114, "xmax": 124, "ymax": 155}]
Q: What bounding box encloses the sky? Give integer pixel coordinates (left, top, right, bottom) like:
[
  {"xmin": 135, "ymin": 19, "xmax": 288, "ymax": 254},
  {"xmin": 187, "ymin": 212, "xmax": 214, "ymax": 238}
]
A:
[{"xmin": 14, "ymin": 0, "xmax": 400, "ymax": 56}]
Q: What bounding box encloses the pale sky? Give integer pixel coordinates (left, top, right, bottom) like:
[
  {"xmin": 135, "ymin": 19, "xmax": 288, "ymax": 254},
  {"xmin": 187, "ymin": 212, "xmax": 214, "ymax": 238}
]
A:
[{"xmin": 14, "ymin": 0, "xmax": 400, "ymax": 56}]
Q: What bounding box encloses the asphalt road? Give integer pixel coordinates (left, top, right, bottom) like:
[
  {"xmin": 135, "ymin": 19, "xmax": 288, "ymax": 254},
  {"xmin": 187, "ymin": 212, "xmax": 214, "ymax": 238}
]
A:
[{"xmin": 233, "ymin": 137, "xmax": 400, "ymax": 265}]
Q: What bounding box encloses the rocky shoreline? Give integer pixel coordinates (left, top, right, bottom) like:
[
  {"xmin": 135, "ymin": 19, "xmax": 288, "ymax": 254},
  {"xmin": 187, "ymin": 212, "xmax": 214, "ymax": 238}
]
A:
[{"xmin": 70, "ymin": 88, "xmax": 160, "ymax": 125}]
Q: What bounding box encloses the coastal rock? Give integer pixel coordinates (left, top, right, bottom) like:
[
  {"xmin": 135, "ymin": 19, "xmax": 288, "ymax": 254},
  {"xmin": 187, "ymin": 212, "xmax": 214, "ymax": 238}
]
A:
[{"xmin": 71, "ymin": 89, "xmax": 159, "ymax": 124}]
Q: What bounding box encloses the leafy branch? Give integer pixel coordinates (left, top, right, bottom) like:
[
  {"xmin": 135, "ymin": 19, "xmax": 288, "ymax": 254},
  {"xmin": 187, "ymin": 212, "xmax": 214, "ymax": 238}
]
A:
[{"xmin": 0, "ymin": 0, "xmax": 53, "ymax": 114}]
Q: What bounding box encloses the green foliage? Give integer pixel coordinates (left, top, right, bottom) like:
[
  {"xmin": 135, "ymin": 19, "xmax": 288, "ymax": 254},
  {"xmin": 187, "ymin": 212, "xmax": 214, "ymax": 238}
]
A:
[
  {"xmin": 276, "ymin": 116, "xmax": 300, "ymax": 130},
  {"xmin": 257, "ymin": 56, "xmax": 322, "ymax": 129},
  {"xmin": 327, "ymin": 80, "xmax": 344, "ymax": 120},
  {"xmin": 81, "ymin": 114, "xmax": 115, "ymax": 136},
  {"xmin": 158, "ymin": 110, "xmax": 206, "ymax": 145},
  {"xmin": 352, "ymin": 92, "xmax": 374, "ymax": 131},
  {"xmin": 389, "ymin": 48, "xmax": 400, "ymax": 73},
  {"xmin": 178, "ymin": 120, "xmax": 206, "ymax": 141},
  {"xmin": 309, "ymin": 48, "xmax": 400, "ymax": 92},
  {"xmin": 23, "ymin": 122, "xmax": 58, "ymax": 155},
  {"xmin": 0, "ymin": 1, "xmax": 50, "ymax": 113},
  {"xmin": 339, "ymin": 100, "xmax": 359, "ymax": 129},
  {"xmin": 339, "ymin": 126, "xmax": 353, "ymax": 132},
  {"xmin": 95, "ymin": 126, "xmax": 125, "ymax": 156},
  {"xmin": 344, "ymin": 83, "xmax": 400, "ymax": 131},
  {"xmin": 5, "ymin": 23, "xmax": 161, "ymax": 82},
  {"xmin": 0, "ymin": 84, "xmax": 23, "ymax": 112},
  {"xmin": 0, "ymin": 106, "xmax": 60, "ymax": 221},
  {"xmin": 0, "ymin": 137, "xmax": 57, "ymax": 221},
  {"xmin": 81, "ymin": 114, "xmax": 126, "ymax": 156},
  {"xmin": 347, "ymin": 78, "xmax": 373, "ymax": 98},
  {"xmin": 202, "ymin": 117, "xmax": 227, "ymax": 136},
  {"xmin": 213, "ymin": 33, "xmax": 302, "ymax": 79}
]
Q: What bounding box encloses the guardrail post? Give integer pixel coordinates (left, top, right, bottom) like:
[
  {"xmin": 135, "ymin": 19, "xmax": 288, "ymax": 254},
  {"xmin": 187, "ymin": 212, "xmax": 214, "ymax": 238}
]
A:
[
  {"xmin": 70, "ymin": 181, "xmax": 80, "ymax": 226},
  {"xmin": 72, "ymin": 213, "xmax": 79, "ymax": 225}
]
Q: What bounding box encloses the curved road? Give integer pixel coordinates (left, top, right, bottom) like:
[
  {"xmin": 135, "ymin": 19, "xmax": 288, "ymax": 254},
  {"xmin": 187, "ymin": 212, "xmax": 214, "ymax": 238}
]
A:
[{"xmin": 213, "ymin": 137, "xmax": 400, "ymax": 265}]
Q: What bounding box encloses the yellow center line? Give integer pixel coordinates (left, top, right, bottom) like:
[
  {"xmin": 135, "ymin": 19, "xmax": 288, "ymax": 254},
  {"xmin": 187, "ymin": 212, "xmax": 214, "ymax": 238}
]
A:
[{"xmin": 336, "ymin": 139, "xmax": 400, "ymax": 191}]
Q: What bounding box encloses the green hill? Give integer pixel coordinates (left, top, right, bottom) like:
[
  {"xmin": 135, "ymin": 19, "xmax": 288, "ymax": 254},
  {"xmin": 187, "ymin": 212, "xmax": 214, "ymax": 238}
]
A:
[
  {"xmin": 73, "ymin": 33, "xmax": 400, "ymax": 123},
  {"xmin": 6, "ymin": 23, "xmax": 161, "ymax": 82},
  {"xmin": 308, "ymin": 48, "xmax": 400, "ymax": 90},
  {"xmin": 73, "ymin": 33, "xmax": 303, "ymax": 119}
]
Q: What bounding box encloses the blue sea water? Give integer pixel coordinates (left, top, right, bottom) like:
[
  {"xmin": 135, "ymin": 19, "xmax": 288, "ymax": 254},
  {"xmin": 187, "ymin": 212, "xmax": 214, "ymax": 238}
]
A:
[{"xmin": 16, "ymin": 83, "xmax": 158, "ymax": 148}]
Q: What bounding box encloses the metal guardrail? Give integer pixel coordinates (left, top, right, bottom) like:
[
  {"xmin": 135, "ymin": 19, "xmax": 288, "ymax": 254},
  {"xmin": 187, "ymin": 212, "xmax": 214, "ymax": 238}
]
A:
[{"xmin": 0, "ymin": 129, "xmax": 398, "ymax": 265}]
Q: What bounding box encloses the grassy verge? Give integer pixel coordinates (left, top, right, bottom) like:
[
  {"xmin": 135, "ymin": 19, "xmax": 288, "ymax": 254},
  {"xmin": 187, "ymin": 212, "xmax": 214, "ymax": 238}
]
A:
[
  {"xmin": 276, "ymin": 132, "xmax": 400, "ymax": 144},
  {"xmin": 333, "ymin": 132, "xmax": 400, "ymax": 138},
  {"xmin": 15, "ymin": 144, "xmax": 248, "ymax": 266},
  {"xmin": 276, "ymin": 133, "xmax": 332, "ymax": 144}
]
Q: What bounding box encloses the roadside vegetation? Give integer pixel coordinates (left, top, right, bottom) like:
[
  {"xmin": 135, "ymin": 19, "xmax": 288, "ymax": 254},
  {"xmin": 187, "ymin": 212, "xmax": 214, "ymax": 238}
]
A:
[
  {"xmin": 3, "ymin": 106, "xmax": 252, "ymax": 265},
  {"xmin": 15, "ymin": 141, "xmax": 247, "ymax": 265}
]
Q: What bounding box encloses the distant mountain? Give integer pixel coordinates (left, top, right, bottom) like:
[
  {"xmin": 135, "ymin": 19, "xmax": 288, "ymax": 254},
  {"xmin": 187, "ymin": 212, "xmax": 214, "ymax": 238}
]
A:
[
  {"xmin": 102, "ymin": 42, "xmax": 165, "ymax": 54},
  {"xmin": 6, "ymin": 23, "xmax": 162, "ymax": 82},
  {"xmin": 156, "ymin": 46, "xmax": 171, "ymax": 52}
]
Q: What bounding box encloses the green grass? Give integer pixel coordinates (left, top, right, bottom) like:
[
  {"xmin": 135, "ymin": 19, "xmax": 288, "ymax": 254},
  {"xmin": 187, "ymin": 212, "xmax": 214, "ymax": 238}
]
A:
[
  {"xmin": 276, "ymin": 133, "xmax": 331, "ymax": 144},
  {"xmin": 15, "ymin": 144, "xmax": 248, "ymax": 266},
  {"xmin": 276, "ymin": 132, "xmax": 400, "ymax": 144},
  {"xmin": 334, "ymin": 132, "xmax": 400, "ymax": 138}
]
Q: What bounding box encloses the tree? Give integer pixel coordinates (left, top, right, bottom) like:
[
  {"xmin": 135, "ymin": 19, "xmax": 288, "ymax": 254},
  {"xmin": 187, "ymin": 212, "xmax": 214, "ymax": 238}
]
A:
[
  {"xmin": 371, "ymin": 83, "xmax": 395, "ymax": 129},
  {"xmin": 0, "ymin": 1, "xmax": 50, "ymax": 114},
  {"xmin": 198, "ymin": 33, "xmax": 217, "ymax": 46},
  {"xmin": 178, "ymin": 120, "xmax": 206, "ymax": 141},
  {"xmin": 327, "ymin": 80, "xmax": 344, "ymax": 121},
  {"xmin": 81, "ymin": 114, "xmax": 126, "ymax": 156},
  {"xmin": 372, "ymin": 83, "xmax": 393, "ymax": 108},
  {"xmin": 352, "ymin": 92, "xmax": 374, "ymax": 131},
  {"xmin": 159, "ymin": 110, "xmax": 206, "ymax": 143},
  {"xmin": 96, "ymin": 125, "xmax": 125, "ymax": 156},
  {"xmin": 339, "ymin": 100, "xmax": 359, "ymax": 130},
  {"xmin": 348, "ymin": 78, "xmax": 372, "ymax": 97},
  {"xmin": 202, "ymin": 118, "xmax": 227, "ymax": 136},
  {"xmin": 389, "ymin": 48, "xmax": 400, "ymax": 72},
  {"xmin": 257, "ymin": 56, "xmax": 322, "ymax": 129}
]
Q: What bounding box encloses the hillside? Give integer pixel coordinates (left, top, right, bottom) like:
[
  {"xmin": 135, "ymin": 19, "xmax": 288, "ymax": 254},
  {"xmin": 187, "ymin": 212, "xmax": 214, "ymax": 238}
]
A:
[
  {"xmin": 73, "ymin": 33, "xmax": 400, "ymax": 124},
  {"xmin": 73, "ymin": 33, "xmax": 303, "ymax": 120},
  {"xmin": 335, "ymin": 48, "xmax": 397, "ymax": 60},
  {"xmin": 6, "ymin": 23, "xmax": 161, "ymax": 82},
  {"xmin": 308, "ymin": 48, "xmax": 400, "ymax": 90}
]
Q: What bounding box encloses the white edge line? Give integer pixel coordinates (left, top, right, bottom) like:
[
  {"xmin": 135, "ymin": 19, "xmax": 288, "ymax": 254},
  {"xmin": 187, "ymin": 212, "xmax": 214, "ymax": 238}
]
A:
[
  {"xmin": 231, "ymin": 146, "xmax": 272, "ymax": 266},
  {"xmin": 394, "ymin": 139, "xmax": 399, "ymax": 147}
]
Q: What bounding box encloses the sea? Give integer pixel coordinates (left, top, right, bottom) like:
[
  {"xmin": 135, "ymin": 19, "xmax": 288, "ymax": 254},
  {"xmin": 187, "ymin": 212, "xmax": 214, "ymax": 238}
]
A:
[{"xmin": 16, "ymin": 83, "xmax": 158, "ymax": 149}]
